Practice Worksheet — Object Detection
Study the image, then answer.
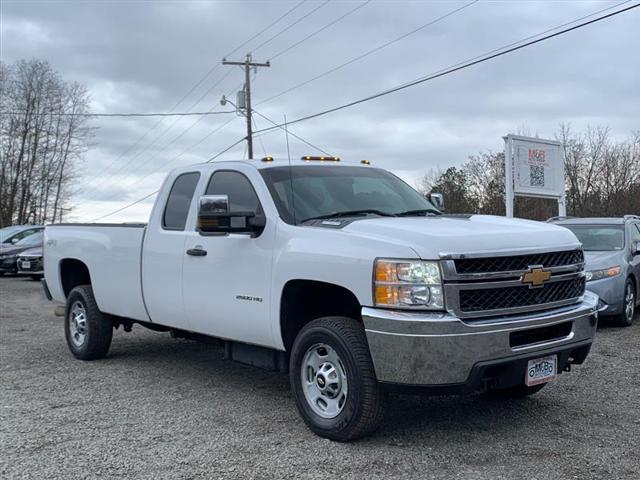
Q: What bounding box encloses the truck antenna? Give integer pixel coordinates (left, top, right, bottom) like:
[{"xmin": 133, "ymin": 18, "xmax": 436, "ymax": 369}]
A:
[{"xmin": 284, "ymin": 114, "xmax": 296, "ymax": 225}]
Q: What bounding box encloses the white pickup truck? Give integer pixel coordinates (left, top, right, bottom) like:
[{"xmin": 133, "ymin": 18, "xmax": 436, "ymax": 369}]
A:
[{"xmin": 43, "ymin": 156, "xmax": 598, "ymax": 441}]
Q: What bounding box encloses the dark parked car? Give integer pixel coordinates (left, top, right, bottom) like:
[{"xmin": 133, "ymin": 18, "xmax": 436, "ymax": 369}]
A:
[
  {"xmin": 549, "ymin": 215, "xmax": 640, "ymax": 326},
  {"xmin": 0, "ymin": 225, "xmax": 44, "ymax": 245},
  {"xmin": 0, "ymin": 231, "xmax": 44, "ymax": 275},
  {"xmin": 17, "ymin": 246, "xmax": 44, "ymax": 280}
]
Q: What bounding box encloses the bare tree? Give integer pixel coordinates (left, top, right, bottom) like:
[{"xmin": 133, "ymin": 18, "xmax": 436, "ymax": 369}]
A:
[{"xmin": 0, "ymin": 59, "xmax": 91, "ymax": 227}]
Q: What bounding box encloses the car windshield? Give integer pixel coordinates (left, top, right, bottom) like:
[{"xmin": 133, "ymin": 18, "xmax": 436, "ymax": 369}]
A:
[
  {"xmin": 260, "ymin": 166, "xmax": 439, "ymax": 224},
  {"xmin": 15, "ymin": 231, "xmax": 44, "ymax": 246},
  {"xmin": 0, "ymin": 226, "xmax": 24, "ymax": 242},
  {"xmin": 563, "ymin": 225, "xmax": 625, "ymax": 251}
]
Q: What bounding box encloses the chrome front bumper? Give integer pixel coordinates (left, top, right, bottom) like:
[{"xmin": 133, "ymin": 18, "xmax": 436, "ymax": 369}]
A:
[{"xmin": 363, "ymin": 291, "xmax": 599, "ymax": 387}]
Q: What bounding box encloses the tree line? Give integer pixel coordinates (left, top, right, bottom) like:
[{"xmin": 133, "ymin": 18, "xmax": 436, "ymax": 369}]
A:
[
  {"xmin": 0, "ymin": 59, "xmax": 91, "ymax": 227},
  {"xmin": 418, "ymin": 125, "xmax": 640, "ymax": 220}
]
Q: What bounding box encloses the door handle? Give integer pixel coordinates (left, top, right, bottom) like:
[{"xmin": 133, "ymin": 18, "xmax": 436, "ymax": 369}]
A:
[{"xmin": 186, "ymin": 248, "xmax": 207, "ymax": 257}]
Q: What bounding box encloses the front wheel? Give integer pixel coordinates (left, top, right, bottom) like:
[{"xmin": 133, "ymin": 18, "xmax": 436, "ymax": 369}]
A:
[
  {"xmin": 290, "ymin": 317, "xmax": 384, "ymax": 442},
  {"xmin": 612, "ymin": 279, "xmax": 635, "ymax": 327},
  {"xmin": 64, "ymin": 285, "xmax": 113, "ymax": 360}
]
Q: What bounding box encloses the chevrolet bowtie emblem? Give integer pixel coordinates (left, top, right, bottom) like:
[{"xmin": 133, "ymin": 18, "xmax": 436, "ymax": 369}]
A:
[{"xmin": 521, "ymin": 266, "xmax": 552, "ymax": 288}]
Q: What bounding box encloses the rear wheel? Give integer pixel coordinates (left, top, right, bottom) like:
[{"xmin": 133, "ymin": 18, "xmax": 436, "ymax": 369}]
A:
[
  {"xmin": 488, "ymin": 383, "xmax": 547, "ymax": 399},
  {"xmin": 30, "ymin": 274, "xmax": 42, "ymax": 281},
  {"xmin": 64, "ymin": 285, "xmax": 113, "ymax": 360},
  {"xmin": 290, "ymin": 317, "xmax": 384, "ymax": 442},
  {"xmin": 612, "ymin": 279, "xmax": 635, "ymax": 327}
]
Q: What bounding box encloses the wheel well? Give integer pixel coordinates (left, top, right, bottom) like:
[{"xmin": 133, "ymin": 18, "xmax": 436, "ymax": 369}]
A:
[
  {"xmin": 280, "ymin": 280, "xmax": 362, "ymax": 352},
  {"xmin": 60, "ymin": 259, "xmax": 91, "ymax": 297}
]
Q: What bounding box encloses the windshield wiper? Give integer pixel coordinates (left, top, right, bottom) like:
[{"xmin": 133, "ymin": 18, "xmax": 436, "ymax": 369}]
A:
[
  {"xmin": 300, "ymin": 209, "xmax": 397, "ymax": 223},
  {"xmin": 395, "ymin": 208, "xmax": 442, "ymax": 217}
]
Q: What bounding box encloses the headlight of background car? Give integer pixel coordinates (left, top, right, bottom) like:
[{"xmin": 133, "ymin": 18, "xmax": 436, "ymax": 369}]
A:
[
  {"xmin": 374, "ymin": 259, "xmax": 444, "ymax": 309},
  {"xmin": 585, "ymin": 265, "xmax": 621, "ymax": 282}
]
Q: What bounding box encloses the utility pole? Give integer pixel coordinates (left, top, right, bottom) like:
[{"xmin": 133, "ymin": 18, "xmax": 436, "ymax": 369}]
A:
[{"xmin": 222, "ymin": 54, "xmax": 270, "ymax": 159}]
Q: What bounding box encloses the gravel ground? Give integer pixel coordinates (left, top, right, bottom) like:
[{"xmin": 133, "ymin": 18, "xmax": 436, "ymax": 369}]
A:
[{"xmin": 1, "ymin": 276, "xmax": 639, "ymax": 480}]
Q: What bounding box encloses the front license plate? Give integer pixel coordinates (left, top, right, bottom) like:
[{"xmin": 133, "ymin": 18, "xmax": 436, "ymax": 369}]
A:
[
  {"xmin": 525, "ymin": 355, "xmax": 557, "ymax": 386},
  {"xmin": 21, "ymin": 261, "xmax": 31, "ymax": 269}
]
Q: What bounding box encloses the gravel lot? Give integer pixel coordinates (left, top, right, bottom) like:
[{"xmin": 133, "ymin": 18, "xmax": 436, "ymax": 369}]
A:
[{"xmin": 1, "ymin": 276, "xmax": 639, "ymax": 479}]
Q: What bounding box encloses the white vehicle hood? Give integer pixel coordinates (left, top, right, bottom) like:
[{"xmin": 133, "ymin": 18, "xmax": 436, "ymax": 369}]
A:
[{"xmin": 342, "ymin": 214, "xmax": 580, "ymax": 259}]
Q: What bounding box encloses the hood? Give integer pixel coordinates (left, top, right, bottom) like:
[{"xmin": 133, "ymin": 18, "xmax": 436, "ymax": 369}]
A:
[
  {"xmin": 0, "ymin": 244, "xmax": 38, "ymax": 256},
  {"xmin": 584, "ymin": 250, "xmax": 625, "ymax": 270},
  {"xmin": 17, "ymin": 246, "xmax": 43, "ymax": 257},
  {"xmin": 342, "ymin": 214, "xmax": 580, "ymax": 259}
]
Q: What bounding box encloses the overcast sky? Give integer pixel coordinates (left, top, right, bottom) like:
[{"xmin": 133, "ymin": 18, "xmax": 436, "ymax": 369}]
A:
[{"xmin": 2, "ymin": 0, "xmax": 638, "ymax": 222}]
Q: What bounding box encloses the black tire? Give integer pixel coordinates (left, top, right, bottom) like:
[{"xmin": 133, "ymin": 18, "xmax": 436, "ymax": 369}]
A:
[
  {"xmin": 611, "ymin": 279, "xmax": 635, "ymax": 327},
  {"xmin": 64, "ymin": 285, "xmax": 113, "ymax": 360},
  {"xmin": 30, "ymin": 274, "xmax": 43, "ymax": 281},
  {"xmin": 289, "ymin": 316, "xmax": 384, "ymax": 442},
  {"xmin": 488, "ymin": 383, "xmax": 547, "ymax": 399}
]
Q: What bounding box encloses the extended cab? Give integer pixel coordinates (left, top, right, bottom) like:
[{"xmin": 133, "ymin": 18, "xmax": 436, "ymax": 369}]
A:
[{"xmin": 43, "ymin": 158, "xmax": 599, "ymax": 441}]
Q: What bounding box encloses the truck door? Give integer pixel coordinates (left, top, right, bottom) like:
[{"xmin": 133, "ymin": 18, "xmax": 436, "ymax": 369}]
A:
[
  {"xmin": 182, "ymin": 168, "xmax": 275, "ymax": 347},
  {"xmin": 141, "ymin": 171, "xmax": 201, "ymax": 329}
]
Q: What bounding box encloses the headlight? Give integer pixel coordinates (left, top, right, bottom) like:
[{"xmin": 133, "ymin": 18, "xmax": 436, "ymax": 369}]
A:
[
  {"xmin": 585, "ymin": 266, "xmax": 621, "ymax": 282},
  {"xmin": 374, "ymin": 259, "xmax": 444, "ymax": 309}
]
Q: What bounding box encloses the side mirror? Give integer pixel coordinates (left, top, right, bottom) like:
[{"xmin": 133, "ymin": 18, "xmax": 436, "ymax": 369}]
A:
[
  {"xmin": 196, "ymin": 195, "xmax": 265, "ymax": 236},
  {"xmin": 633, "ymin": 241, "xmax": 640, "ymax": 256},
  {"xmin": 427, "ymin": 192, "xmax": 444, "ymax": 211},
  {"xmin": 11, "ymin": 237, "xmax": 19, "ymax": 244}
]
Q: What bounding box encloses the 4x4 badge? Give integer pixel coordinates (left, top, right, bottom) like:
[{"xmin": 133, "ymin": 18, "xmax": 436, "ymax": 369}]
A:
[{"xmin": 522, "ymin": 266, "xmax": 552, "ymax": 288}]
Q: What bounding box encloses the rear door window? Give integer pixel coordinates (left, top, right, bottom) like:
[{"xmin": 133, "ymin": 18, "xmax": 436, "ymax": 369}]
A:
[{"xmin": 163, "ymin": 172, "xmax": 200, "ymax": 230}]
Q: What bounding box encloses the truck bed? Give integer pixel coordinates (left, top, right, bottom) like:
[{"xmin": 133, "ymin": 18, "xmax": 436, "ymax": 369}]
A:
[{"xmin": 44, "ymin": 223, "xmax": 150, "ymax": 322}]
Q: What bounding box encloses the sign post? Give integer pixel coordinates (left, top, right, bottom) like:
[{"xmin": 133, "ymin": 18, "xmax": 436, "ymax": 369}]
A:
[{"xmin": 503, "ymin": 134, "xmax": 566, "ymax": 218}]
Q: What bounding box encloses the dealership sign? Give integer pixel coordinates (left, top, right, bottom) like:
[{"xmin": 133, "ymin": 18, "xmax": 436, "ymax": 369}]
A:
[{"xmin": 503, "ymin": 134, "xmax": 566, "ymax": 218}]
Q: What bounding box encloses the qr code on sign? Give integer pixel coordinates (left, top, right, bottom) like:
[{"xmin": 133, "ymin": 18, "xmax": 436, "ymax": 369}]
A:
[{"xmin": 530, "ymin": 165, "xmax": 545, "ymax": 187}]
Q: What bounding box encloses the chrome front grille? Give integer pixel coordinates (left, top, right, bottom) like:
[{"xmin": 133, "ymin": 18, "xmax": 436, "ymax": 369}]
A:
[
  {"xmin": 458, "ymin": 277, "xmax": 585, "ymax": 313},
  {"xmin": 441, "ymin": 247, "xmax": 586, "ymax": 319},
  {"xmin": 454, "ymin": 249, "xmax": 584, "ymax": 275}
]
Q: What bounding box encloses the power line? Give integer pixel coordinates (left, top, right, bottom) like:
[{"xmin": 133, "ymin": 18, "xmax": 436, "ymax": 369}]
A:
[
  {"xmin": 252, "ymin": 108, "xmax": 332, "ymax": 156},
  {"xmin": 251, "ymin": 0, "xmax": 331, "ymax": 54},
  {"xmin": 252, "ymin": 116, "xmax": 268, "ymax": 158},
  {"xmin": 88, "ymin": 189, "xmax": 160, "ymax": 223},
  {"xmin": 268, "ymin": 0, "xmax": 372, "ymax": 61},
  {"xmin": 206, "ymin": 136, "xmax": 248, "ymax": 163},
  {"xmin": 223, "ymin": 96, "xmax": 333, "ymax": 156},
  {"xmin": 0, "ymin": 110, "xmax": 236, "ymax": 118},
  {"xmin": 89, "ymin": 135, "xmax": 247, "ymax": 222},
  {"xmin": 82, "ymin": 81, "xmax": 242, "ymax": 199},
  {"xmin": 256, "ymin": 0, "xmax": 479, "ymax": 107},
  {"xmin": 86, "ymin": 71, "xmax": 237, "ymax": 184},
  {"xmin": 225, "ymin": 0, "xmax": 309, "ymax": 58},
  {"xmin": 117, "ymin": 115, "xmax": 241, "ymax": 194},
  {"xmin": 81, "ymin": 2, "xmax": 309, "ymax": 190},
  {"xmin": 254, "ymin": 2, "xmax": 639, "ymax": 135}
]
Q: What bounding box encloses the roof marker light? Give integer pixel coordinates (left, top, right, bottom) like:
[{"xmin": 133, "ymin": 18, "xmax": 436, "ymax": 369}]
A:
[{"xmin": 300, "ymin": 156, "xmax": 340, "ymax": 162}]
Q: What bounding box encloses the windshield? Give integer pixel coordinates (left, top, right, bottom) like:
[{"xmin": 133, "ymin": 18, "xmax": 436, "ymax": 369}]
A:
[
  {"xmin": 260, "ymin": 166, "xmax": 438, "ymax": 224},
  {"xmin": 563, "ymin": 225, "xmax": 625, "ymax": 251},
  {"xmin": 16, "ymin": 231, "xmax": 44, "ymax": 246},
  {"xmin": 0, "ymin": 226, "xmax": 23, "ymax": 242}
]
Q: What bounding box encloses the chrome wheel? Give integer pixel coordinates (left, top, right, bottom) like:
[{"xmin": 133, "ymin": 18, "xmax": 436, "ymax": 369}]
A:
[
  {"xmin": 301, "ymin": 343, "xmax": 348, "ymax": 419},
  {"xmin": 69, "ymin": 301, "xmax": 88, "ymax": 347},
  {"xmin": 624, "ymin": 283, "xmax": 635, "ymax": 322}
]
